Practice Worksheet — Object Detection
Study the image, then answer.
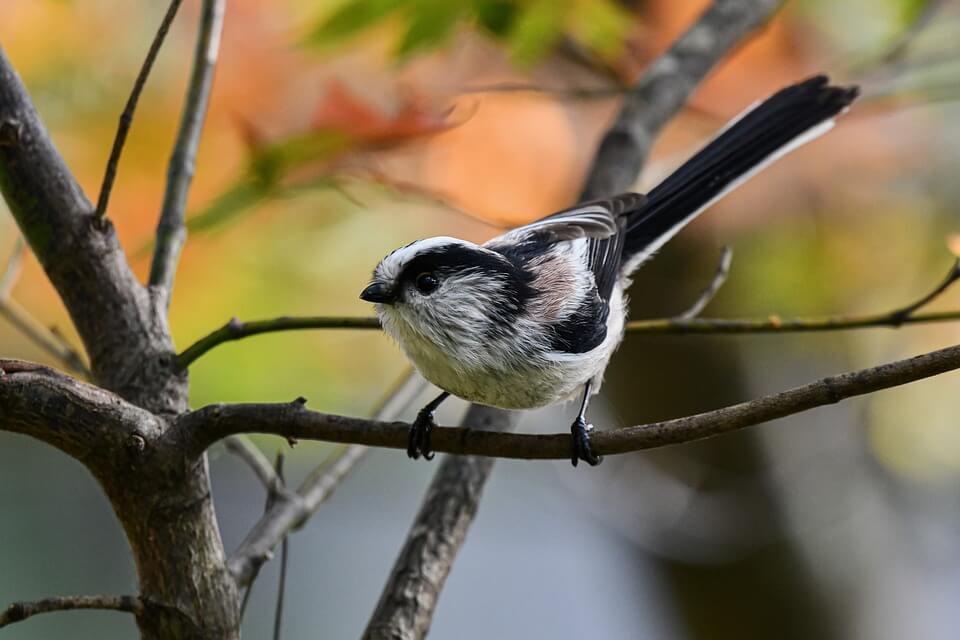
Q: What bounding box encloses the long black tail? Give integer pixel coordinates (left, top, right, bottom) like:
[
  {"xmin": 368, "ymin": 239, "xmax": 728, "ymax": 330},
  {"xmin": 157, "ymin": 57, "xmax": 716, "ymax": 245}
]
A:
[{"xmin": 621, "ymin": 75, "xmax": 859, "ymax": 272}]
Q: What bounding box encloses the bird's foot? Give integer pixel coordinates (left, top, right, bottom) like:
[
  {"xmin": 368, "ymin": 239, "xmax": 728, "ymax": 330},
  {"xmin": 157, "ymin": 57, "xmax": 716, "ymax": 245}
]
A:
[
  {"xmin": 408, "ymin": 407, "xmax": 437, "ymax": 461},
  {"xmin": 570, "ymin": 417, "xmax": 601, "ymax": 467}
]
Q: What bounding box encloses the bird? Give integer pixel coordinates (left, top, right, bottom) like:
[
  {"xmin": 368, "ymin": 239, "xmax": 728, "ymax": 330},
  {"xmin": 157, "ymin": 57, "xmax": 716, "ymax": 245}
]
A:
[{"xmin": 360, "ymin": 75, "xmax": 859, "ymax": 466}]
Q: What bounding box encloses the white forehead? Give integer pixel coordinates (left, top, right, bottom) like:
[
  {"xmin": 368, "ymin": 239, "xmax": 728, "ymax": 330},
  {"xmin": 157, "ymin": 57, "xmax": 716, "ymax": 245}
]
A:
[{"xmin": 376, "ymin": 236, "xmax": 474, "ymax": 281}]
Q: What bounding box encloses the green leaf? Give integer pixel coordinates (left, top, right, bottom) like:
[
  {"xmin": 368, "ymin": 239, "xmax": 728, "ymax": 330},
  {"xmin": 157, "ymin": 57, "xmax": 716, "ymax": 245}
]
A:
[
  {"xmin": 507, "ymin": 0, "xmax": 568, "ymax": 66},
  {"xmin": 395, "ymin": 0, "xmax": 464, "ymax": 59},
  {"xmin": 472, "ymin": 0, "xmax": 519, "ymax": 36},
  {"xmin": 307, "ymin": 0, "xmax": 403, "ymax": 46},
  {"xmin": 568, "ymin": 0, "xmax": 631, "ymax": 62}
]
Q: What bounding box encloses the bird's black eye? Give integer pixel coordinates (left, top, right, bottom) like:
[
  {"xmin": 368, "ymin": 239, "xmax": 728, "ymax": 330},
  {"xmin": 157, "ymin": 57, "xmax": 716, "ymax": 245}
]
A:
[{"xmin": 415, "ymin": 272, "xmax": 439, "ymax": 295}]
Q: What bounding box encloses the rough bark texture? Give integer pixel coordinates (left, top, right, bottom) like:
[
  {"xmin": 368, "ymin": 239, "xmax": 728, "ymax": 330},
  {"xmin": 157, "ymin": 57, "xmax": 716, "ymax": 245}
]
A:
[
  {"xmin": 363, "ymin": 405, "xmax": 516, "ymax": 640},
  {"xmin": 0, "ymin": 44, "xmax": 238, "ymax": 640}
]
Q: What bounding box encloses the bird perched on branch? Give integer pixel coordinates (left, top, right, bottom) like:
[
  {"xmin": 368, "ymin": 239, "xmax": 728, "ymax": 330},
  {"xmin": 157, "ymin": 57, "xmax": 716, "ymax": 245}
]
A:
[{"xmin": 361, "ymin": 75, "xmax": 859, "ymax": 466}]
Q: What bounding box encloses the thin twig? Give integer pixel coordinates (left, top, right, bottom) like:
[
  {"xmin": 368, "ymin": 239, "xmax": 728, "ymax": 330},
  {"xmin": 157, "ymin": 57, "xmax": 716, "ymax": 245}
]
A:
[
  {"xmin": 149, "ymin": 0, "xmax": 225, "ymax": 302},
  {"xmin": 677, "ymin": 246, "xmax": 733, "ymax": 320},
  {"xmin": 177, "ymin": 302, "xmax": 960, "ymax": 370},
  {"xmin": 887, "ymin": 257, "xmax": 960, "ymax": 322},
  {"xmin": 0, "ymin": 239, "xmax": 90, "ymax": 376},
  {"xmin": 228, "ymin": 369, "xmax": 428, "ymax": 587},
  {"xmin": 95, "ymin": 0, "xmax": 184, "ymax": 219},
  {"xmin": 847, "ymin": 0, "xmax": 947, "ymax": 76},
  {"xmin": 224, "ymin": 435, "xmax": 281, "ymax": 493},
  {"xmin": 176, "ymin": 316, "xmax": 381, "ymax": 370},
  {"xmin": 0, "ymin": 595, "xmax": 142, "ymax": 628},
  {"xmin": 0, "ymin": 300, "xmax": 91, "ymax": 377},
  {"xmin": 273, "ymin": 453, "xmax": 288, "ymax": 640},
  {"xmin": 238, "ymin": 450, "xmax": 289, "ymax": 620},
  {"xmin": 0, "ymin": 236, "xmax": 23, "ymax": 296}
]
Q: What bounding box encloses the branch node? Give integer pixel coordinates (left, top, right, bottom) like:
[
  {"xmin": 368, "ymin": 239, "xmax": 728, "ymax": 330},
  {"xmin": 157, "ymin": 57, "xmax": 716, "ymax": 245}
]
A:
[
  {"xmin": 0, "ymin": 118, "xmax": 21, "ymax": 146},
  {"xmin": 678, "ymin": 245, "xmax": 734, "ymax": 320},
  {"xmin": 127, "ymin": 433, "xmax": 147, "ymax": 456}
]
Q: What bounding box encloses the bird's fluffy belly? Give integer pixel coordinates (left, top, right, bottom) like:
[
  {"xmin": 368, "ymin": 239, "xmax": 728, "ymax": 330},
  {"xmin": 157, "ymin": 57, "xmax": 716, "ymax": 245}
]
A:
[{"xmin": 410, "ymin": 348, "xmax": 589, "ymax": 409}]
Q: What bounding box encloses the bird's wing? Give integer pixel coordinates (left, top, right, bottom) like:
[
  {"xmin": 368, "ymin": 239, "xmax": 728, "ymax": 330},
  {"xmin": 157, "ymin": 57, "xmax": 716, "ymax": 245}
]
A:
[
  {"xmin": 489, "ymin": 193, "xmax": 645, "ymax": 305},
  {"xmin": 588, "ymin": 214, "xmax": 628, "ymax": 304},
  {"xmin": 508, "ymin": 193, "xmax": 646, "ymax": 242}
]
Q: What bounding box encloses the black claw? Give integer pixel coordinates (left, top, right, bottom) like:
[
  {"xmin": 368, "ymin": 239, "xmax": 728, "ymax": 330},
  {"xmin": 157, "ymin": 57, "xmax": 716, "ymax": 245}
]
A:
[
  {"xmin": 408, "ymin": 408, "xmax": 437, "ymax": 461},
  {"xmin": 570, "ymin": 417, "xmax": 602, "ymax": 467}
]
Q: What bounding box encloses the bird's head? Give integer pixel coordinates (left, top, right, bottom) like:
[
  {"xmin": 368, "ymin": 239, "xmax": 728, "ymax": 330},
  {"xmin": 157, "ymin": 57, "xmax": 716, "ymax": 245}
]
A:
[{"xmin": 360, "ymin": 237, "xmax": 532, "ymax": 348}]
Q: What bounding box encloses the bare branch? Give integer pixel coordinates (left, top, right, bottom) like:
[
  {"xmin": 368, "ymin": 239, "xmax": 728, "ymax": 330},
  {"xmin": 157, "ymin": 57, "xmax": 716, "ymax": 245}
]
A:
[
  {"xmin": 95, "ymin": 0, "xmax": 184, "ymax": 219},
  {"xmin": 176, "ymin": 302, "xmax": 960, "ymax": 371},
  {"xmin": 0, "ymin": 235, "xmax": 23, "ymax": 296},
  {"xmin": 149, "ymin": 0, "xmax": 225, "ymax": 302},
  {"xmin": 0, "ymin": 298, "xmax": 91, "ymax": 377},
  {"xmin": 0, "ymin": 238, "xmax": 91, "ymax": 376},
  {"xmin": 0, "ymin": 44, "xmax": 182, "ymax": 410},
  {"xmin": 0, "ymin": 595, "xmax": 142, "ymax": 629},
  {"xmin": 364, "ymin": 405, "xmax": 514, "ymax": 640},
  {"xmin": 272, "ymin": 454, "xmax": 288, "ymax": 640},
  {"xmin": 580, "ymin": 0, "xmax": 782, "ymax": 200},
  {"xmin": 677, "ymin": 246, "xmax": 734, "ymax": 320},
  {"xmin": 0, "ymin": 359, "xmax": 162, "ymax": 463},
  {"xmin": 625, "ymin": 309, "xmax": 960, "ymax": 334},
  {"xmin": 176, "ymin": 316, "xmax": 380, "ymax": 370},
  {"xmin": 227, "ymin": 370, "xmax": 428, "ymax": 586},
  {"xmin": 887, "ymin": 257, "xmax": 960, "ymax": 322},
  {"xmin": 180, "ymin": 341, "xmax": 960, "ymax": 461},
  {"xmin": 849, "ymin": 0, "xmax": 947, "ymax": 75},
  {"xmin": 223, "ymin": 435, "xmax": 281, "ymax": 493}
]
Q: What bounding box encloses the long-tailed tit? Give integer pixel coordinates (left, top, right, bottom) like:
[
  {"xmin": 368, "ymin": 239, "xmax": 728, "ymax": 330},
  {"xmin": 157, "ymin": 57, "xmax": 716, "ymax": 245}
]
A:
[{"xmin": 361, "ymin": 75, "xmax": 859, "ymax": 466}]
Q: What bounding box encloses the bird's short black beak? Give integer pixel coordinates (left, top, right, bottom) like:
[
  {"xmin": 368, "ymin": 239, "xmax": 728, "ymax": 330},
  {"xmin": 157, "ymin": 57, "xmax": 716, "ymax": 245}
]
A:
[{"xmin": 360, "ymin": 282, "xmax": 396, "ymax": 304}]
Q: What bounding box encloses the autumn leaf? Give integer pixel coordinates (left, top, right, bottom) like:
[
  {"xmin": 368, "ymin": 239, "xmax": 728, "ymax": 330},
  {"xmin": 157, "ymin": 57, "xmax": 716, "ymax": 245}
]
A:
[{"xmin": 184, "ymin": 81, "xmax": 459, "ymax": 236}]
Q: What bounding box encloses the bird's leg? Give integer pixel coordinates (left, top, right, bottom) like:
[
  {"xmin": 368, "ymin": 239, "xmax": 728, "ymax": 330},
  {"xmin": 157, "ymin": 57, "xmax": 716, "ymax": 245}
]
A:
[
  {"xmin": 570, "ymin": 381, "xmax": 601, "ymax": 467},
  {"xmin": 408, "ymin": 391, "xmax": 450, "ymax": 461}
]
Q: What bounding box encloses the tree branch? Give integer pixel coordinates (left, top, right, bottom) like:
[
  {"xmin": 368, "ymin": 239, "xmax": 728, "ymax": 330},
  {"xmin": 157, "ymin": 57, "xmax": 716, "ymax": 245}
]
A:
[
  {"xmin": 227, "ymin": 371, "xmax": 429, "ymax": 587},
  {"xmin": 178, "ymin": 342, "xmax": 960, "ymax": 461},
  {"xmin": 677, "ymin": 246, "xmax": 734, "ymax": 319},
  {"xmin": 580, "ymin": 0, "xmax": 782, "ymax": 200},
  {"xmin": 0, "ymin": 595, "xmax": 142, "ymax": 629},
  {"xmin": 0, "ymin": 359, "xmax": 162, "ymax": 464},
  {"xmin": 0, "ymin": 44, "xmax": 182, "ymax": 410},
  {"xmin": 0, "ymin": 235, "xmax": 23, "ymax": 296},
  {"xmin": 95, "ymin": 0, "xmax": 184, "ymax": 219},
  {"xmin": 176, "ymin": 316, "xmax": 381, "ymax": 370},
  {"xmin": 887, "ymin": 256, "xmax": 960, "ymax": 322},
  {"xmin": 223, "ymin": 435, "xmax": 282, "ymax": 493},
  {"xmin": 149, "ymin": 0, "xmax": 225, "ymax": 302},
  {"xmin": 271, "ymin": 454, "xmax": 288, "ymax": 640},
  {"xmin": 176, "ymin": 303, "xmax": 960, "ymax": 370},
  {"xmin": 0, "ymin": 239, "xmax": 90, "ymax": 376},
  {"xmin": 363, "ymin": 405, "xmax": 515, "ymax": 640}
]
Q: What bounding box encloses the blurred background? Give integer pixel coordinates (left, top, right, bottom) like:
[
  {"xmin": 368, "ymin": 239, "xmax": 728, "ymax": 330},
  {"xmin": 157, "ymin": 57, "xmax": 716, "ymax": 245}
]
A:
[{"xmin": 2, "ymin": 0, "xmax": 960, "ymax": 638}]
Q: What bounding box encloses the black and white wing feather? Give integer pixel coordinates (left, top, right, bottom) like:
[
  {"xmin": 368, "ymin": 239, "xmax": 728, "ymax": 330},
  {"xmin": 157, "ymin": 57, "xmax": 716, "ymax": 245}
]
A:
[
  {"xmin": 506, "ymin": 194, "xmax": 644, "ymax": 242},
  {"xmin": 492, "ymin": 193, "xmax": 645, "ymax": 300}
]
